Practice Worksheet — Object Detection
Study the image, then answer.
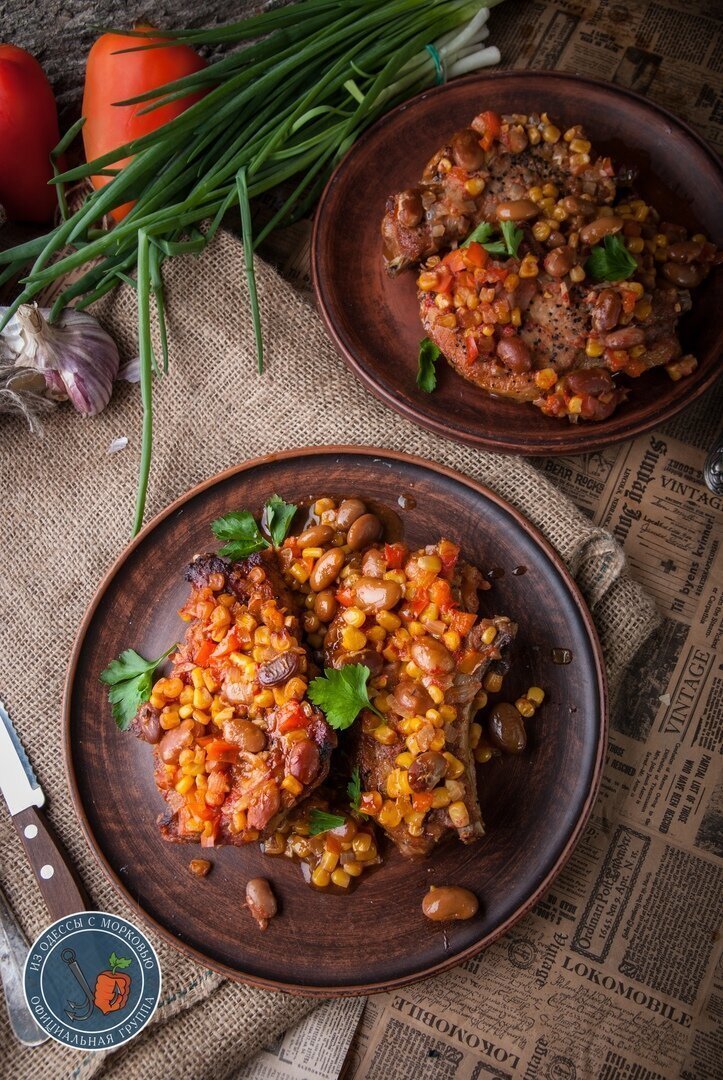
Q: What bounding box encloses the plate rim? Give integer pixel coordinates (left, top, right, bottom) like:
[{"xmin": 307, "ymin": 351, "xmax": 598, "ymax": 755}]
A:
[
  {"xmin": 311, "ymin": 69, "xmax": 723, "ymax": 456},
  {"xmin": 63, "ymin": 444, "xmax": 608, "ymax": 996}
]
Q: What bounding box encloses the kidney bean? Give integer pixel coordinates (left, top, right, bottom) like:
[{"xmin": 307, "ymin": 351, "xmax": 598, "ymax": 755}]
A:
[
  {"xmin": 361, "ymin": 547, "xmax": 387, "ymax": 578},
  {"xmin": 288, "ymin": 739, "xmax": 320, "ymax": 785},
  {"xmin": 247, "ymin": 780, "xmax": 281, "ymax": 831},
  {"xmin": 667, "ymin": 240, "xmax": 704, "ymax": 264},
  {"xmin": 222, "ymin": 717, "xmax": 266, "ymax": 753},
  {"xmin": 408, "ymin": 751, "xmax": 448, "ymax": 792},
  {"xmin": 297, "ymin": 524, "xmax": 334, "ymax": 547},
  {"xmin": 314, "ymin": 589, "xmax": 338, "ymax": 622},
  {"xmin": 347, "ymin": 513, "xmax": 383, "ymax": 551},
  {"xmin": 561, "ymin": 195, "xmax": 588, "ymax": 215},
  {"xmin": 496, "ymin": 335, "xmax": 532, "ymax": 373},
  {"xmin": 543, "ymin": 246, "xmax": 575, "ymax": 278},
  {"xmin": 411, "ymin": 637, "xmax": 455, "ymax": 674},
  {"xmin": 451, "ymin": 128, "xmax": 486, "ymax": 172},
  {"xmin": 159, "ymin": 724, "xmax": 194, "ymax": 764},
  {"xmin": 579, "ymin": 215, "xmax": 623, "ymax": 246},
  {"xmin": 310, "ymin": 546, "xmax": 346, "ymax": 590},
  {"xmin": 422, "ymin": 886, "xmax": 479, "ymax": 922},
  {"xmin": 488, "ymin": 702, "xmax": 527, "ymax": 754},
  {"xmin": 506, "ymin": 125, "xmax": 528, "ymax": 154},
  {"xmin": 604, "ymin": 326, "xmax": 645, "ymax": 349},
  {"xmin": 338, "ymin": 649, "xmax": 384, "ymax": 676},
  {"xmin": 496, "ymin": 199, "xmax": 539, "ymax": 222},
  {"xmin": 246, "ymin": 878, "xmax": 277, "ymax": 930},
  {"xmin": 134, "ymin": 703, "xmax": 161, "ymax": 744},
  {"xmin": 663, "ymin": 261, "xmax": 704, "ymax": 288},
  {"xmin": 592, "ymin": 289, "xmax": 621, "ymax": 332},
  {"xmin": 353, "ymin": 576, "xmax": 402, "ymax": 612},
  {"xmin": 258, "ymin": 651, "xmax": 300, "ymax": 686},
  {"xmin": 397, "ymin": 189, "xmax": 424, "ymax": 228},
  {"xmin": 564, "ymin": 367, "xmax": 614, "ymax": 396},
  {"xmin": 391, "ymin": 679, "xmax": 434, "ymax": 718},
  {"xmin": 335, "ymin": 498, "xmax": 367, "ymax": 529}
]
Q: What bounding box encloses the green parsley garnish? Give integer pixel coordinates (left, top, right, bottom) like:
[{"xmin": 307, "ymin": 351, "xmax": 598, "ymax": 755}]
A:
[
  {"xmin": 212, "ymin": 495, "xmax": 298, "ymax": 558},
  {"xmin": 308, "ymin": 809, "xmax": 346, "ymax": 836},
  {"xmin": 308, "ymin": 664, "xmax": 382, "ymax": 731},
  {"xmin": 416, "ymin": 337, "xmax": 442, "ymax": 393},
  {"xmin": 460, "ymin": 221, "xmax": 496, "ymax": 247},
  {"xmin": 347, "ymin": 766, "xmax": 362, "ymax": 812},
  {"xmin": 499, "ymin": 220, "xmax": 524, "ymax": 258},
  {"xmin": 100, "ymin": 644, "xmax": 175, "ymax": 731},
  {"xmin": 585, "ymin": 233, "xmax": 637, "ymax": 282},
  {"xmin": 460, "ymin": 219, "xmax": 523, "ymax": 258}
]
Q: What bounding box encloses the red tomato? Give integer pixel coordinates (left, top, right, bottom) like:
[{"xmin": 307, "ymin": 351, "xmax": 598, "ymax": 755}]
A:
[
  {"xmin": 0, "ymin": 45, "xmax": 60, "ymax": 222},
  {"xmin": 82, "ymin": 27, "xmax": 208, "ymax": 222},
  {"xmin": 478, "ymin": 111, "xmax": 501, "ymax": 151}
]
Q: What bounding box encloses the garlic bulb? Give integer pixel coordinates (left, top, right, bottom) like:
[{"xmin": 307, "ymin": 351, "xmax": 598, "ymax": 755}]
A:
[{"xmin": 0, "ymin": 304, "xmax": 119, "ymax": 416}]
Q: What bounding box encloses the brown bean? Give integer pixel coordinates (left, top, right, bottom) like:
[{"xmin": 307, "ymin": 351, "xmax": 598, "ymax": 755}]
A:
[
  {"xmin": 408, "ymin": 751, "xmax": 448, "ymax": 792},
  {"xmin": 335, "ymin": 498, "xmax": 367, "ymax": 529},
  {"xmin": 397, "ymin": 189, "xmax": 423, "ymax": 228},
  {"xmin": 297, "ymin": 524, "xmax": 334, "ymax": 547},
  {"xmin": 561, "ymin": 195, "xmax": 587, "ymax": 215},
  {"xmin": 258, "ymin": 651, "xmax": 300, "ymax": 687},
  {"xmin": 579, "ymin": 215, "xmax": 623, "ymax": 246},
  {"xmin": 347, "ymin": 513, "xmax": 383, "ymax": 551},
  {"xmin": 662, "ymin": 261, "xmax": 704, "ymax": 288},
  {"xmin": 496, "ymin": 335, "xmax": 532, "ymax": 374},
  {"xmin": 309, "ymin": 546, "xmax": 346, "ymax": 591},
  {"xmin": 592, "ymin": 289, "xmax": 621, "ymax": 332},
  {"xmin": 422, "ymin": 886, "xmax": 479, "ymax": 922},
  {"xmin": 564, "ymin": 367, "xmax": 614, "ymax": 397},
  {"xmin": 391, "ymin": 679, "xmax": 434, "ymax": 718},
  {"xmin": 222, "ymin": 717, "xmax": 267, "ymax": 753},
  {"xmin": 246, "ymin": 878, "xmax": 277, "ymax": 930},
  {"xmin": 247, "ymin": 780, "xmax": 281, "ymax": 831},
  {"xmin": 411, "ymin": 636, "xmax": 455, "ymax": 674},
  {"xmin": 496, "ymin": 199, "xmax": 539, "ymax": 222},
  {"xmin": 158, "ymin": 724, "xmax": 193, "ymax": 764},
  {"xmin": 667, "ymin": 240, "xmax": 704, "ymax": 264},
  {"xmin": 314, "ymin": 589, "xmax": 338, "ymax": 622},
  {"xmin": 134, "ymin": 703, "xmax": 161, "ymax": 744},
  {"xmin": 288, "ymin": 739, "xmax": 320, "ymax": 786},
  {"xmin": 450, "ymin": 128, "xmax": 486, "ymax": 172},
  {"xmin": 338, "ymin": 648, "xmax": 384, "ymax": 676},
  {"xmin": 506, "ymin": 125, "xmax": 528, "ymax": 154},
  {"xmin": 353, "ymin": 576, "xmax": 402, "ymax": 612},
  {"xmin": 362, "ymin": 548, "xmax": 387, "ymax": 578},
  {"xmin": 604, "ymin": 326, "xmax": 645, "ymax": 349},
  {"xmin": 488, "ymin": 702, "xmax": 527, "ymax": 754},
  {"xmin": 544, "ymin": 246, "xmax": 575, "ymax": 278}
]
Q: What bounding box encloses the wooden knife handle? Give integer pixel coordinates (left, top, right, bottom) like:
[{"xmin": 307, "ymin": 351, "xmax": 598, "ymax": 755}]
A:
[{"xmin": 12, "ymin": 806, "xmax": 88, "ymax": 921}]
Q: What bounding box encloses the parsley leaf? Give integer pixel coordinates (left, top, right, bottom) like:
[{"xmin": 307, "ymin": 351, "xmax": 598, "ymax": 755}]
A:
[
  {"xmin": 500, "ymin": 220, "xmax": 524, "ymax": 258},
  {"xmin": 460, "ymin": 221, "xmax": 496, "ymax": 247},
  {"xmin": 417, "ymin": 337, "xmax": 442, "ymax": 393},
  {"xmin": 308, "ymin": 809, "xmax": 347, "ymax": 836},
  {"xmin": 100, "ymin": 645, "xmax": 175, "ymax": 731},
  {"xmin": 308, "ymin": 664, "xmax": 381, "ymax": 731},
  {"xmin": 585, "ymin": 233, "xmax": 637, "ymax": 282},
  {"xmin": 263, "ymin": 494, "xmax": 298, "ymax": 547},
  {"xmin": 211, "ymin": 509, "xmax": 269, "ymax": 559},
  {"xmin": 347, "ymin": 766, "xmax": 362, "ymax": 812}
]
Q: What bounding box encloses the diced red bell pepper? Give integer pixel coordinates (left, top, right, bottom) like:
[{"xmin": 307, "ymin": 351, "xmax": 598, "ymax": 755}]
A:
[
  {"xmin": 384, "ymin": 542, "xmax": 407, "ymax": 569},
  {"xmin": 194, "ymin": 638, "xmax": 215, "ymax": 666},
  {"xmin": 411, "ymin": 588, "xmax": 430, "ymax": 616},
  {"xmin": 455, "ymin": 269, "xmax": 475, "ymax": 288},
  {"xmin": 450, "ymin": 610, "xmax": 477, "ymax": 637},
  {"xmin": 412, "ymin": 791, "xmax": 434, "ymax": 813},
  {"xmin": 438, "ymin": 539, "xmax": 460, "ymax": 575},
  {"xmin": 464, "ymin": 241, "xmax": 487, "ymax": 269},
  {"xmin": 205, "ymin": 739, "xmax": 239, "ymax": 763},
  {"xmin": 278, "ymin": 701, "xmax": 308, "ymax": 733},
  {"xmin": 429, "ymin": 578, "xmax": 454, "ymax": 611},
  {"xmin": 187, "ymin": 792, "xmax": 217, "ymax": 821},
  {"xmin": 443, "ymin": 248, "xmax": 467, "ymax": 273},
  {"xmin": 212, "ymin": 630, "xmax": 239, "ymax": 659},
  {"xmin": 478, "ymin": 111, "xmax": 501, "ymax": 151},
  {"xmin": 621, "ymin": 289, "xmax": 638, "ymax": 314},
  {"xmin": 336, "ymin": 585, "xmax": 355, "ymax": 608},
  {"xmin": 433, "ymin": 266, "xmax": 454, "ymax": 294},
  {"xmin": 466, "ymin": 334, "xmax": 480, "ymax": 364}
]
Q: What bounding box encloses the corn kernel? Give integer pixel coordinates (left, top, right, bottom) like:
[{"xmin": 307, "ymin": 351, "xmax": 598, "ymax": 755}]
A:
[
  {"xmin": 377, "ymin": 611, "xmax": 401, "ymax": 631},
  {"xmin": 405, "ymin": 812, "xmax": 426, "ymax": 837},
  {"xmin": 627, "ymin": 237, "xmax": 645, "ymax": 255},
  {"xmin": 405, "ymin": 661, "xmax": 423, "ymax": 680},
  {"xmin": 408, "ymin": 621, "xmax": 426, "ymax": 638},
  {"xmin": 214, "ymin": 706, "xmax": 234, "ymax": 723},
  {"xmin": 532, "ymin": 220, "xmax": 551, "ymax": 242},
  {"xmin": 428, "ymin": 684, "xmax": 444, "ymax": 705},
  {"xmin": 429, "ymin": 732, "xmax": 446, "ymax": 753},
  {"xmin": 552, "ymin": 205, "xmax": 568, "ymax": 222},
  {"xmin": 442, "ymin": 630, "xmax": 461, "ymax": 652},
  {"xmin": 178, "ymin": 704, "xmax": 194, "ymax": 720},
  {"xmin": 482, "ymin": 324, "xmax": 496, "ymax": 337},
  {"xmin": 193, "ymin": 686, "xmax": 213, "ymax": 710},
  {"xmin": 425, "ymin": 708, "xmax": 441, "ymax": 725},
  {"xmin": 438, "ymin": 312, "xmax": 457, "ymax": 328},
  {"xmin": 191, "ymin": 667, "xmax": 205, "ymax": 689},
  {"xmin": 406, "ymin": 735, "xmax": 422, "ymax": 756},
  {"xmin": 373, "ymin": 724, "xmax": 397, "ymax": 746},
  {"xmin": 418, "ymin": 554, "xmax": 442, "ymax": 573},
  {"xmin": 448, "ymin": 801, "xmax": 470, "ymax": 828},
  {"xmin": 634, "ymin": 300, "xmax": 652, "ymax": 320},
  {"xmin": 484, "ymin": 672, "xmax": 503, "ymax": 693},
  {"xmin": 289, "ymin": 561, "xmax": 310, "ymax": 584},
  {"xmin": 465, "ymin": 176, "xmax": 486, "ymax": 196},
  {"xmin": 149, "ymin": 693, "xmax": 165, "ymax": 709},
  {"xmin": 443, "ymin": 753, "xmax": 465, "ymax": 779},
  {"xmin": 341, "ymin": 626, "xmax": 367, "ymax": 652},
  {"xmin": 503, "ymin": 272, "xmax": 520, "ymax": 293},
  {"xmin": 399, "ymin": 717, "xmax": 423, "ymax": 735},
  {"xmin": 516, "ymin": 697, "xmax": 535, "ymax": 718},
  {"xmin": 570, "ymin": 138, "xmax": 591, "ymax": 154},
  {"xmin": 528, "ymin": 185, "xmax": 544, "ymax": 202},
  {"xmin": 475, "ymin": 745, "xmax": 493, "ymax": 763},
  {"xmin": 470, "ymin": 722, "xmax": 482, "ymax": 749},
  {"xmin": 179, "ymin": 685, "xmax": 194, "ymax": 705},
  {"xmin": 510, "ymin": 305, "xmax": 522, "ymax": 328},
  {"xmin": 569, "ymin": 265, "xmax": 586, "ymax": 283},
  {"xmin": 519, "ymin": 255, "xmax": 539, "ymax": 278},
  {"xmin": 438, "ymin": 157, "xmax": 452, "ymax": 172},
  {"xmin": 527, "ymin": 686, "xmax": 545, "ymax": 706},
  {"xmin": 567, "ymin": 395, "xmax": 583, "ymax": 414},
  {"xmin": 344, "ymin": 861, "xmax": 363, "ymax": 877},
  {"xmin": 396, "ymin": 751, "xmax": 415, "ymax": 768},
  {"xmin": 175, "ymin": 775, "xmax": 195, "ymax": 795},
  {"xmin": 178, "ymin": 748, "xmax": 194, "ymax": 766},
  {"xmin": 586, "ymin": 338, "xmax": 604, "ymax": 358},
  {"xmin": 319, "ymin": 848, "xmax": 339, "ymax": 873},
  {"xmin": 431, "ymin": 787, "xmax": 451, "ymax": 809},
  {"xmin": 535, "ymin": 367, "xmax": 558, "ymax": 391},
  {"xmin": 331, "ymin": 868, "xmax": 351, "ymax": 888},
  {"xmin": 480, "ymin": 625, "xmax": 497, "ymax": 646},
  {"xmin": 379, "ymin": 801, "xmax": 402, "ymax": 828},
  {"xmin": 440, "ymin": 706, "xmax": 457, "ymax": 724},
  {"xmin": 192, "ymin": 710, "xmax": 211, "ymax": 725},
  {"xmin": 629, "ymin": 345, "xmax": 647, "ymax": 359},
  {"xmin": 160, "ymin": 711, "xmax": 181, "ymax": 730},
  {"xmin": 384, "ymin": 569, "xmax": 406, "ymax": 585},
  {"xmin": 312, "ymin": 867, "xmax": 331, "ymax": 888},
  {"xmin": 372, "ymin": 693, "xmax": 389, "ymax": 712},
  {"xmin": 353, "ymin": 833, "xmax": 372, "ymax": 855},
  {"xmin": 280, "ymin": 774, "xmax": 303, "ymax": 797},
  {"xmin": 343, "ymin": 607, "xmax": 366, "ymax": 628}
]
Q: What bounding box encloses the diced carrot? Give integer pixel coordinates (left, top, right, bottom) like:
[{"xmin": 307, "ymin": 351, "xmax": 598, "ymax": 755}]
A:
[
  {"xmin": 384, "ymin": 542, "xmax": 407, "ymax": 569},
  {"xmin": 211, "ymin": 630, "xmax": 239, "ymax": 659},
  {"xmin": 438, "ymin": 539, "xmax": 460, "ymax": 575},
  {"xmin": 434, "ymin": 266, "xmax": 454, "ymax": 294},
  {"xmin": 412, "ymin": 791, "xmax": 434, "ymax": 812},
  {"xmin": 444, "ymin": 249, "xmax": 467, "ymax": 273},
  {"xmin": 450, "ymin": 611, "xmax": 477, "ymax": 636},
  {"xmin": 429, "ymin": 578, "xmax": 454, "ymax": 611},
  {"xmin": 464, "ymin": 242, "xmax": 487, "ymax": 268},
  {"xmin": 478, "ymin": 110, "xmax": 501, "ymax": 151},
  {"xmin": 194, "ymin": 638, "xmax": 215, "ymax": 666},
  {"xmin": 205, "ymin": 739, "xmax": 239, "ymax": 762}
]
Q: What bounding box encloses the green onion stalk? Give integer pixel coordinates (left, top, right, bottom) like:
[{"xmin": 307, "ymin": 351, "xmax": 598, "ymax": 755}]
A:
[{"xmin": 0, "ymin": 0, "xmax": 505, "ymax": 532}]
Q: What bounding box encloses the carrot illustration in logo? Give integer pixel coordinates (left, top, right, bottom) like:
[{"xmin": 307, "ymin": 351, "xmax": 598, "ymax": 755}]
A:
[{"xmin": 93, "ymin": 952, "xmax": 132, "ymax": 1014}]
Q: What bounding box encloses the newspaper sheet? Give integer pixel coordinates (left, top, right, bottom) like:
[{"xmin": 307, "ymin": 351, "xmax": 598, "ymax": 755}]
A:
[{"xmin": 246, "ymin": 1, "xmax": 723, "ymax": 1077}]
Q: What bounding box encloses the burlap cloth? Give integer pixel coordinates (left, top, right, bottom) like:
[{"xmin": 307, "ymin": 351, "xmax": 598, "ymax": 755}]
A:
[{"xmin": 0, "ymin": 229, "xmax": 660, "ymax": 1079}]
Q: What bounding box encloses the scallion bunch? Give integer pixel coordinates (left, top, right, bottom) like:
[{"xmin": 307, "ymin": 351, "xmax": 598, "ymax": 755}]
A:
[{"xmin": 0, "ymin": 0, "xmax": 504, "ymax": 531}]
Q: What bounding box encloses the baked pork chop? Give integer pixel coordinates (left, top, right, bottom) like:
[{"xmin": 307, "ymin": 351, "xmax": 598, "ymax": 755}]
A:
[
  {"xmin": 324, "ymin": 538, "xmax": 516, "ymax": 856},
  {"xmin": 132, "ymin": 549, "xmax": 336, "ymax": 847}
]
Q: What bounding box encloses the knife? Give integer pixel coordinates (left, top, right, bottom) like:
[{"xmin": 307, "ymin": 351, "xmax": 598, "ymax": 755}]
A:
[
  {"xmin": 0, "ymin": 699, "xmax": 88, "ymax": 920},
  {"xmin": 0, "ymin": 883, "xmax": 47, "ymax": 1045}
]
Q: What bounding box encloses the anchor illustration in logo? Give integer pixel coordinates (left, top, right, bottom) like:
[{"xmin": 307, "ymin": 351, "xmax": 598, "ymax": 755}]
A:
[{"xmin": 61, "ymin": 948, "xmax": 133, "ymax": 1020}]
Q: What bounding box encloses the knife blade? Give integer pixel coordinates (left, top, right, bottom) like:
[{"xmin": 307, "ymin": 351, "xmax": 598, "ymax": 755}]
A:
[
  {"xmin": 0, "ymin": 698, "xmax": 88, "ymax": 923},
  {"xmin": 0, "ymin": 883, "xmax": 48, "ymax": 1045}
]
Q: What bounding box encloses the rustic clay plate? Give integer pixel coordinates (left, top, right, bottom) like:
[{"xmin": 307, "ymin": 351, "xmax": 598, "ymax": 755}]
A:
[
  {"xmin": 64, "ymin": 447, "xmax": 606, "ymax": 994},
  {"xmin": 312, "ymin": 72, "xmax": 723, "ymax": 456}
]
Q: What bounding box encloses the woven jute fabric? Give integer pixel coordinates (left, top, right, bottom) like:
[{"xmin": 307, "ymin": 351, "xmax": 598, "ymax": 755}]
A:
[{"xmin": 0, "ymin": 229, "xmax": 659, "ymax": 1079}]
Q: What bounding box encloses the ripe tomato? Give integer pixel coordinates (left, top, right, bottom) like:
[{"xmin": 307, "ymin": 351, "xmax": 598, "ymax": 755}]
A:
[{"xmin": 0, "ymin": 45, "xmax": 60, "ymax": 223}]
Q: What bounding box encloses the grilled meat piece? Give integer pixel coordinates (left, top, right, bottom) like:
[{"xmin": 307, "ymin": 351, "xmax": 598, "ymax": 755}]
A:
[
  {"xmin": 134, "ymin": 548, "xmax": 336, "ymax": 847},
  {"xmin": 324, "ymin": 539, "xmax": 516, "ymax": 856}
]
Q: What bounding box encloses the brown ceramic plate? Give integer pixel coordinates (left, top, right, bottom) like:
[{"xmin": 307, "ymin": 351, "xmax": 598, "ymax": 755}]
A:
[
  {"xmin": 64, "ymin": 447, "xmax": 606, "ymax": 995},
  {"xmin": 312, "ymin": 72, "xmax": 723, "ymax": 456}
]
